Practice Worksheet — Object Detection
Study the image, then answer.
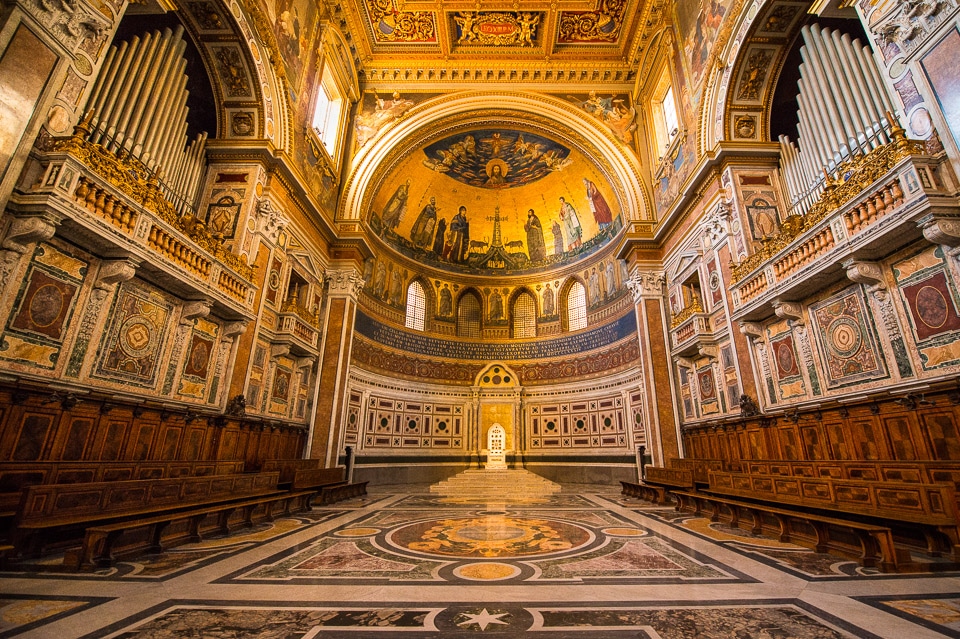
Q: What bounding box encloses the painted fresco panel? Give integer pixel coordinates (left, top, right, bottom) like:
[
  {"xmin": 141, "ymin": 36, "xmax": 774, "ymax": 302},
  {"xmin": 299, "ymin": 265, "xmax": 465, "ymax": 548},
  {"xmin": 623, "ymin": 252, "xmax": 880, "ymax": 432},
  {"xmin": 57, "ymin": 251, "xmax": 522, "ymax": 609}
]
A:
[
  {"xmin": 93, "ymin": 282, "xmax": 174, "ymax": 388},
  {"xmin": 810, "ymin": 287, "xmax": 887, "ymax": 389}
]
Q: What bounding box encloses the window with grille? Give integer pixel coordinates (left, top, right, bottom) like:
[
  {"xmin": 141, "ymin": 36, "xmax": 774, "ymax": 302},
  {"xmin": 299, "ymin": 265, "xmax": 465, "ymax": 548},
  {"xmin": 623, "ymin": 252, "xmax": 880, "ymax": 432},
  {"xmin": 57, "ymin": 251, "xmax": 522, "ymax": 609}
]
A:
[
  {"xmin": 458, "ymin": 292, "xmax": 481, "ymax": 338},
  {"xmin": 567, "ymin": 282, "xmax": 587, "ymax": 331},
  {"xmin": 513, "ymin": 291, "xmax": 536, "ymax": 338},
  {"xmin": 405, "ymin": 281, "xmax": 426, "ymax": 331}
]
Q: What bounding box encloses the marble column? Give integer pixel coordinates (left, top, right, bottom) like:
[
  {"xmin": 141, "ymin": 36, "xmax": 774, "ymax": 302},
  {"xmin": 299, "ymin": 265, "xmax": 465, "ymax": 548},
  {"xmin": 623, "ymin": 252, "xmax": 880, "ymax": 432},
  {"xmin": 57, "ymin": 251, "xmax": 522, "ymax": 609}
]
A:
[
  {"xmin": 626, "ymin": 269, "xmax": 681, "ymax": 466},
  {"xmin": 309, "ymin": 264, "xmax": 364, "ymax": 467}
]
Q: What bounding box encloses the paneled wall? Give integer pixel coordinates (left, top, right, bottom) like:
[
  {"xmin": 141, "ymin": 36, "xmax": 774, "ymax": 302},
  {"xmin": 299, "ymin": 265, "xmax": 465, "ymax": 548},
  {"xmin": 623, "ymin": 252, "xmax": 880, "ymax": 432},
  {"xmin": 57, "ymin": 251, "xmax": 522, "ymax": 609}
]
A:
[
  {"xmin": 683, "ymin": 383, "xmax": 960, "ymax": 464},
  {"xmin": 0, "ymin": 384, "xmax": 306, "ymax": 467}
]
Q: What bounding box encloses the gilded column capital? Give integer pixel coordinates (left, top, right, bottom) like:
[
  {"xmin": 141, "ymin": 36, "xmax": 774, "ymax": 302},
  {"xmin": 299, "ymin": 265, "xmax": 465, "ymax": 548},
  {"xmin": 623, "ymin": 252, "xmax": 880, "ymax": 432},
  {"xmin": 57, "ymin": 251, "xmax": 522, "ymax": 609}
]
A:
[
  {"xmin": 626, "ymin": 270, "xmax": 665, "ymax": 303},
  {"xmin": 325, "ymin": 267, "xmax": 365, "ymax": 298}
]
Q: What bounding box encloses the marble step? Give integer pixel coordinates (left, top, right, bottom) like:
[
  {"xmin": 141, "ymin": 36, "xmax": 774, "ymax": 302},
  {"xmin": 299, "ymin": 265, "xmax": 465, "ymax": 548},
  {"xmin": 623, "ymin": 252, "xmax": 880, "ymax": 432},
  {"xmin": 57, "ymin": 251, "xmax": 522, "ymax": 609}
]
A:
[{"xmin": 430, "ymin": 469, "xmax": 561, "ymax": 496}]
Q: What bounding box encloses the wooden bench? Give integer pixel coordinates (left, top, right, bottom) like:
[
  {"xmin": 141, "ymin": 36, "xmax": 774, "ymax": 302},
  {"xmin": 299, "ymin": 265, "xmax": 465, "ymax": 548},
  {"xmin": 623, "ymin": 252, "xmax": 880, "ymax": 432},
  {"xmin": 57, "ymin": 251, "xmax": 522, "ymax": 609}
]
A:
[
  {"xmin": 668, "ymin": 458, "xmax": 725, "ymax": 485},
  {"xmin": 317, "ymin": 481, "xmax": 368, "ymax": 505},
  {"xmin": 672, "ymin": 489, "xmax": 911, "ymax": 572},
  {"xmin": 12, "ymin": 471, "xmax": 281, "ymax": 559},
  {"xmin": 0, "ymin": 460, "xmax": 245, "ymax": 514},
  {"xmin": 620, "ymin": 466, "xmax": 694, "ymax": 506},
  {"xmin": 735, "ymin": 459, "xmax": 960, "ymax": 485},
  {"xmin": 263, "ymin": 459, "xmax": 322, "ymax": 486},
  {"xmin": 290, "ymin": 467, "xmax": 348, "ymax": 506},
  {"xmin": 71, "ymin": 488, "xmax": 314, "ymax": 570},
  {"xmin": 708, "ymin": 470, "xmax": 960, "ymax": 561}
]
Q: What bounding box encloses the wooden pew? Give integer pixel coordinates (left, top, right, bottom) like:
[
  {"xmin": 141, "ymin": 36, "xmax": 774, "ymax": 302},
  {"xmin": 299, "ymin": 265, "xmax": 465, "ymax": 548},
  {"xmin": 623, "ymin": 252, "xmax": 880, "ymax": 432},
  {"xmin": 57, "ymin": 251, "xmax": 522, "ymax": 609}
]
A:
[
  {"xmin": 0, "ymin": 460, "xmax": 245, "ymax": 514},
  {"xmin": 317, "ymin": 481, "xmax": 368, "ymax": 505},
  {"xmin": 74, "ymin": 487, "xmax": 314, "ymax": 570},
  {"xmin": 621, "ymin": 467, "xmax": 693, "ymax": 505},
  {"xmin": 707, "ymin": 470, "xmax": 960, "ymax": 562},
  {"xmin": 12, "ymin": 471, "xmax": 281, "ymax": 560},
  {"xmin": 669, "ymin": 458, "xmax": 725, "ymax": 485},
  {"xmin": 262, "ymin": 459, "xmax": 322, "ymax": 486},
  {"xmin": 671, "ymin": 488, "xmax": 910, "ymax": 572},
  {"xmin": 291, "ymin": 467, "xmax": 345, "ymax": 507}
]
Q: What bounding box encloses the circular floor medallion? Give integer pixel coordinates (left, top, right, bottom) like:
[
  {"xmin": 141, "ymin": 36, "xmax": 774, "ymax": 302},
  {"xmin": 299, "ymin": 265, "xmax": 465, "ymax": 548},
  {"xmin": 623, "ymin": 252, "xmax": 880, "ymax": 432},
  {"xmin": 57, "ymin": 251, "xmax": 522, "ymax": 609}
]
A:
[
  {"xmin": 455, "ymin": 562, "xmax": 521, "ymax": 581},
  {"xmin": 335, "ymin": 527, "xmax": 380, "ymax": 537},
  {"xmin": 601, "ymin": 527, "xmax": 645, "ymax": 537},
  {"xmin": 390, "ymin": 515, "xmax": 592, "ymax": 558}
]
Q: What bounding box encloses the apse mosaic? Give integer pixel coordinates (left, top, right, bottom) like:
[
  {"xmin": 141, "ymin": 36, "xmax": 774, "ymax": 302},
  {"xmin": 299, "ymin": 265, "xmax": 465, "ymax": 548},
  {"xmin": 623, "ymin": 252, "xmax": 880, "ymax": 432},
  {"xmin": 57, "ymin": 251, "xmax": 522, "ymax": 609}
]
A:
[{"xmin": 369, "ymin": 127, "xmax": 623, "ymax": 275}]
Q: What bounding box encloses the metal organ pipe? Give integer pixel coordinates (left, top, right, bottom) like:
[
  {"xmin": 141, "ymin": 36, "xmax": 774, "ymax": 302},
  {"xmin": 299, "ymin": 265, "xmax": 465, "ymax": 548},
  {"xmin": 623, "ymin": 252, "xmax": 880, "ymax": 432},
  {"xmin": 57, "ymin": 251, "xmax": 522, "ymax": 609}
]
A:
[
  {"xmin": 135, "ymin": 37, "xmax": 186, "ymax": 158},
  {"xmin": 82, "ymin": 27, "xmax": 207, "ymax": 217},
  {"xmin": 122, "ymin": 27, "xmax": 175, "ymax": 154},
  {"xmin": 104, "ymin": 32, "xmax": 152, "ymax": 149},
  {"xmin": 810, "ymin": 25, "xmax": 862, "ymax": 152},
  {"xmin": 781, "ymin": 24, "xmax": 901, "ymax": 215}
]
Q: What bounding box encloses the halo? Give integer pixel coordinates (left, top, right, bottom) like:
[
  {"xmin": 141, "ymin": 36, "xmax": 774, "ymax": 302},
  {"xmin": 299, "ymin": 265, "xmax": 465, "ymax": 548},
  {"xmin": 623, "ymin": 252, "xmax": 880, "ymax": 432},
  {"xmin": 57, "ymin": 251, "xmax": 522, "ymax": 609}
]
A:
[{"xmin": 485, "ymin": 158, "xmax": 510, "ymax": 178}]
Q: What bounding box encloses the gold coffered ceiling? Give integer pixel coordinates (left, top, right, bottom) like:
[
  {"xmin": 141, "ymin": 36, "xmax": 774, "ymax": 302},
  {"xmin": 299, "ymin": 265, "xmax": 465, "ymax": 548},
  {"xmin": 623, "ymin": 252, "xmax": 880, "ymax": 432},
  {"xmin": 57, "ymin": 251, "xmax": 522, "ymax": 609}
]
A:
[{"xmin": 331, "ymin": 0, "xmax": 666, "ymax": 87}]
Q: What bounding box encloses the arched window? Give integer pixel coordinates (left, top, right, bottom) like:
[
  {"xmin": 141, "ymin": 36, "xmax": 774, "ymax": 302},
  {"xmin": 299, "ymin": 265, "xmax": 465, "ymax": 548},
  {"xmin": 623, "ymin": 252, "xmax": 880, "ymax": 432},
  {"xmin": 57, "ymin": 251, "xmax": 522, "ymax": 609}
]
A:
[
  {"xmin": 567, "ymin": 281, "xmax": 587, "ymax": 331},
  {"xmin": 404, "ymin": 281, "xmax": 426, "ymax": 331},
  {"xmin": 512, "ymin": 291, "xmax": 537, "ymax": 338},
  {"xmin": 312, "ymin": 66, "xmax": 345, "ymax": 158},
  {"xmin": 458, "ymin": 291, "xmax": 482, "ymax": 338}
]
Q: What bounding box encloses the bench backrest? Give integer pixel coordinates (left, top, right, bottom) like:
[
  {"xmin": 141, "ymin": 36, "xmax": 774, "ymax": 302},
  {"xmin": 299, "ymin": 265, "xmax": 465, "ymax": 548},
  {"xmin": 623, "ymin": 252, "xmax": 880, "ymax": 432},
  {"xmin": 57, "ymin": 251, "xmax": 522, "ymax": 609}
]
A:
[
  {"xmin": 262, "ymin": 459, "xmax": 322, "ymax": 484},
  {"xmin": 645, "ymin": 467, "xmax": 694, "ymax": 489},
  {"xmin": 0, "ymin": 460, "xmax": 245, "ymax": 512},
  {"xmin": 708, "ymin": 470, "xmax": 959, "ymax": 526},
  {"xmin": 15, "ymin": 471, "xmax": 279, "ymax": 525},
  {"xmin": 292, "ymin": 467, "xmax": 345, "ymax": 490}
]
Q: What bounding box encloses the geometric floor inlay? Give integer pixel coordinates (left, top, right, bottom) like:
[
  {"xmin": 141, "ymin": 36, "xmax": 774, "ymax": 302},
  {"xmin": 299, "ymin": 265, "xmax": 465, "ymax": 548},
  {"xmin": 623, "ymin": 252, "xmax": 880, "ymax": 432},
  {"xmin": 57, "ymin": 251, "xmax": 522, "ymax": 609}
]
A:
[{"xmin": 3, "ymin": 483, "xmax": 959, "ymax": 638}]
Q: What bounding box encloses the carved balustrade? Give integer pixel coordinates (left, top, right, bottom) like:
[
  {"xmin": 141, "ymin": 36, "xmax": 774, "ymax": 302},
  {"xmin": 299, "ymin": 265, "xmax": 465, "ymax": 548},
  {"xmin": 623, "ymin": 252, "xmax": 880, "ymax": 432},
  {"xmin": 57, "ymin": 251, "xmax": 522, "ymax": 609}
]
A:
[
  {"xmin": 670, "ymin": 312, "xmax": 714, "ymax": 358},
  {"xmin": 9, "ymin": 126, "xmax": 257, "ymax": 318},
  {"xmin": 729, "ymin": 135, "xmax": 957, "ymax": 321},
  {"xmin": 274, "ymin": 301, "xmax": 321, "ymax": 354}
]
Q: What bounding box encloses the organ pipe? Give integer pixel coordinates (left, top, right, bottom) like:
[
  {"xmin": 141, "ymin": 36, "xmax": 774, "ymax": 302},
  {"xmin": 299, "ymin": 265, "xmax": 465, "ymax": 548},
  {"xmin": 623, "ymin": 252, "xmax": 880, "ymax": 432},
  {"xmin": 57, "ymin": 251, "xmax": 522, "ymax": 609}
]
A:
[
  {"xmin": 780, "ymin": 24, "xmax": 899, "ymax": 216},
  {"xmin": 82, "ymin": 27, "xmax": 206, "ymax": 216}
]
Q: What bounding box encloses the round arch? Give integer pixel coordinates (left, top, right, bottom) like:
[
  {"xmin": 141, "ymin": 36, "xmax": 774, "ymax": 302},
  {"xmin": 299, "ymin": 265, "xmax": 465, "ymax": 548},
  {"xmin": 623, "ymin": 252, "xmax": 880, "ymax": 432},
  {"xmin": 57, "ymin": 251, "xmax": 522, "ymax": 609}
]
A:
[{"xmin": 339, "ymin": 91, "xmax": 652, "ymax": 228}]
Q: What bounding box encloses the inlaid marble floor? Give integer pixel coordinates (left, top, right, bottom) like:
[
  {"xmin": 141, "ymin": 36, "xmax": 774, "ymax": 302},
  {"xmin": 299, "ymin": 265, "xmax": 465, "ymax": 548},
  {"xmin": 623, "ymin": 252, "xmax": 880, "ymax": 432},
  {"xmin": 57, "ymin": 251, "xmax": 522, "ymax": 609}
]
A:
[{"xmin": 3, "ymin": 483, "xmax": 960, "ymax": 637}]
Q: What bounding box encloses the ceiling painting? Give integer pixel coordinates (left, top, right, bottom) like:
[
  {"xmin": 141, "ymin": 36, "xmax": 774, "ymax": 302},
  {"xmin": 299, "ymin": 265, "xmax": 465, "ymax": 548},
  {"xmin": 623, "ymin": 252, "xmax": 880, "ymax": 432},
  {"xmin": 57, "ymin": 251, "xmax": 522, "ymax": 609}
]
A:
[{"xmin": 368, "ymin": 127, "xmax": 623, "ymax": 276}]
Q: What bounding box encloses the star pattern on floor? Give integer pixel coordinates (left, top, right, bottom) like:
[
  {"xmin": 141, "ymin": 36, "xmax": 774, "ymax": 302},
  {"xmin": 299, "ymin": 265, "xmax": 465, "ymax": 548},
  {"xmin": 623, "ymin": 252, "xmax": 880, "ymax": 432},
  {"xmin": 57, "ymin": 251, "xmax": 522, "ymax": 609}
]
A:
[{"xmin": 457, "ymin": 607, "xmax": 510, "ymax": 630}]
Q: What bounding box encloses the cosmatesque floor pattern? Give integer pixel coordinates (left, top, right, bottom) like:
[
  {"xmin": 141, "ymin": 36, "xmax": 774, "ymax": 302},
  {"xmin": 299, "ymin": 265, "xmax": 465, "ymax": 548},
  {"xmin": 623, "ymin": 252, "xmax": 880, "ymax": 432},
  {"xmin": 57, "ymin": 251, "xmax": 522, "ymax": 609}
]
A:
[{"xmin": 3, "ymin": 483, "xmax": 960, "ymax": 637}]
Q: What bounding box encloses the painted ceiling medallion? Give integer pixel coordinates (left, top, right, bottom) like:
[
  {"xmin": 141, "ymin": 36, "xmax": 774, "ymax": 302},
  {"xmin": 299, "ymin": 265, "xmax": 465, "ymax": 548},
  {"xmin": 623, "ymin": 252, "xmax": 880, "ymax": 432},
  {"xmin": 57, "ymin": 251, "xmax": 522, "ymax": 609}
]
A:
[
  {"xmin": 369, "ymin": 127, "xmax": 623, "ymax": 276},
  {"xmin": 364, "ymin": 0, "xmax": 437, "ymax": 43},
  {"xmin": 452, "ymin": 12, "xmax": 541, "ymax": 47}
]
